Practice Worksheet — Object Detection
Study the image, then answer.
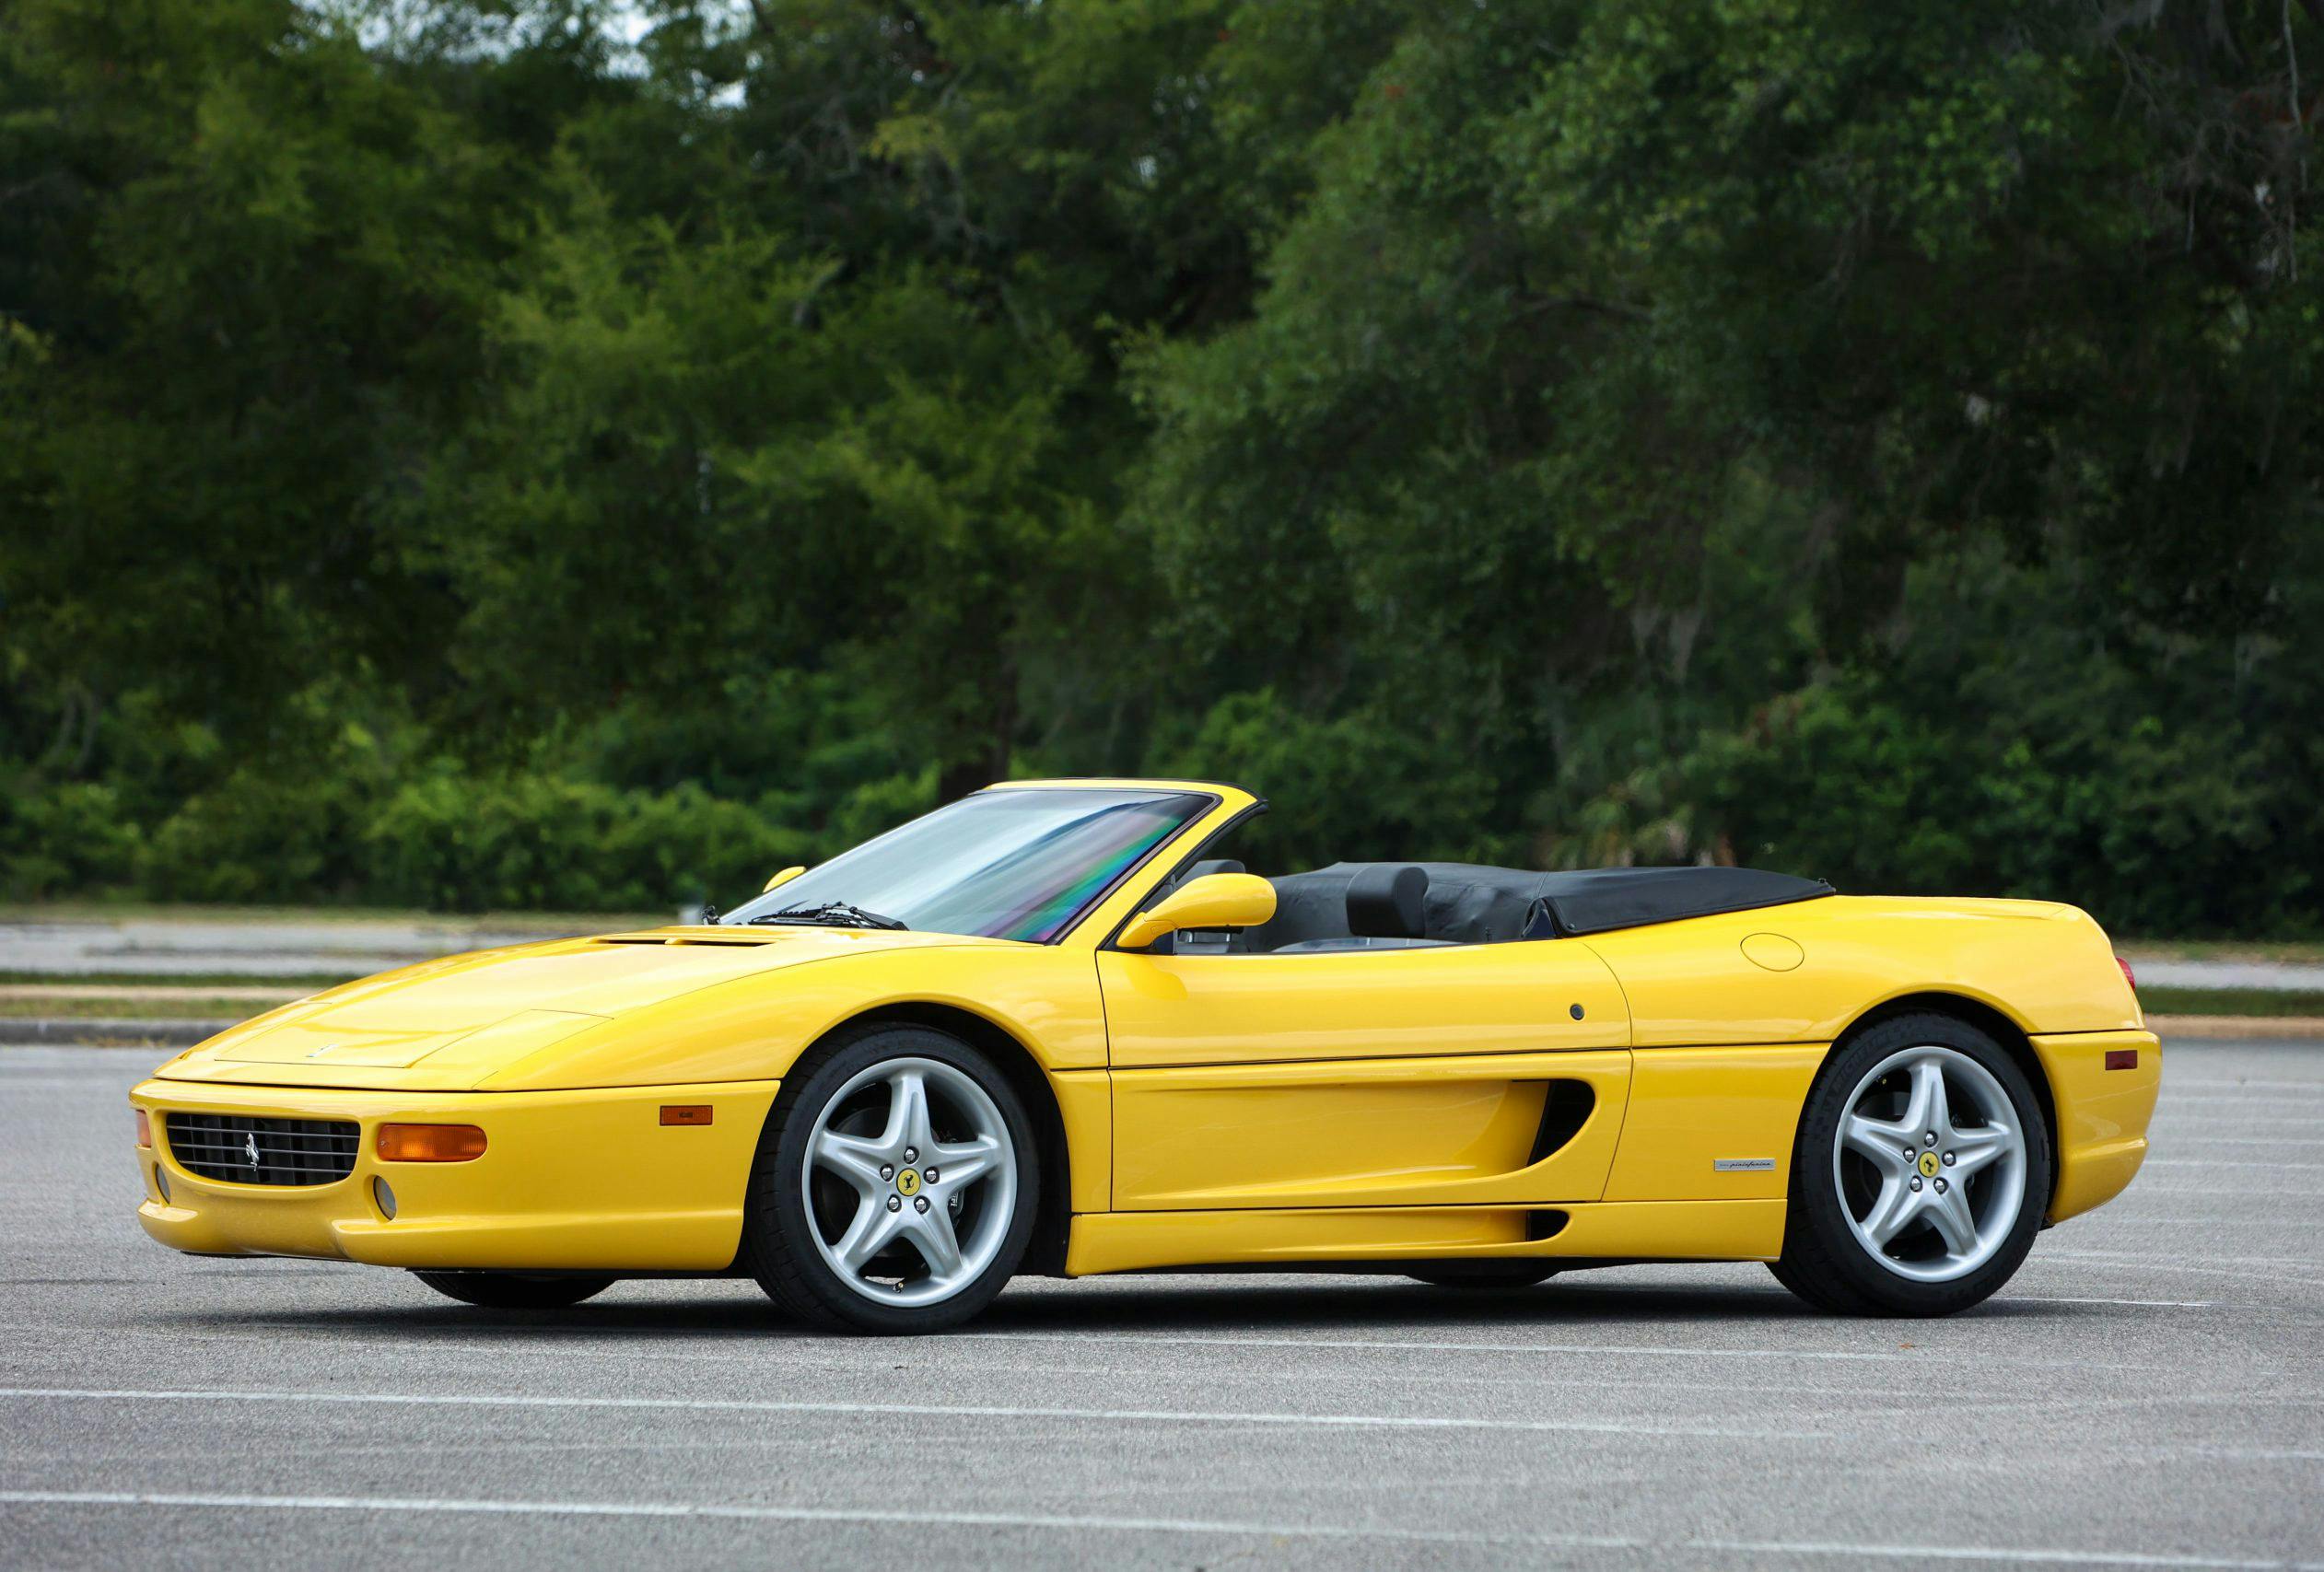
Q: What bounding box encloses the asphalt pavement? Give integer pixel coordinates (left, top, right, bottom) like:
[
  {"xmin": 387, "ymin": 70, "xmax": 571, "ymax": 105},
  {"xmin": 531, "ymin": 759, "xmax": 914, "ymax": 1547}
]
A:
[{"xmin": 2, "ymin": 1039, "xmax": 2318, "ymax": 1570}]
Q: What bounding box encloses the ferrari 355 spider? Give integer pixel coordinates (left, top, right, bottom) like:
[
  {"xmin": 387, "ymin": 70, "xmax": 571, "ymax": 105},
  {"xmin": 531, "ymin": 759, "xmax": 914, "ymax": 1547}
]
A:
[{"xmin": 131, "ymin": 779, "xmax": 2156, "ymax": 1332}]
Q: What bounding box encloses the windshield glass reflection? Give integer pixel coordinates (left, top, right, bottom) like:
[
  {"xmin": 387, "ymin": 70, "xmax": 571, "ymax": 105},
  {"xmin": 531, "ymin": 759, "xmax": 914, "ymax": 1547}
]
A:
[{"xmin": 721, "ymin": 787, "xmax": 1209, "ymax": 942}]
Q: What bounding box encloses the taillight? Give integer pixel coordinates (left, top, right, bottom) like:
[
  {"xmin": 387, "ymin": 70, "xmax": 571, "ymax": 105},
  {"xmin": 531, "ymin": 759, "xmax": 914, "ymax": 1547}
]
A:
[
  {"xmin": 376, "ymin": 1124, "xmax": 487, "ymax": 1162},
  {"xmin": 2117, "ymin": 955, "xmax": 2137, "ymax": 993}
]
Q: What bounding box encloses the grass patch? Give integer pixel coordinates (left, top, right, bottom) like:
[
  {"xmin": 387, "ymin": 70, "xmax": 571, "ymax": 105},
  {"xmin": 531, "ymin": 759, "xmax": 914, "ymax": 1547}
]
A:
[
  {"xmin": 0, "ymin": 901, "xmax": 666, "ymax": 931},
  {"xmin": 0, "ymin": 970, "xmax": 358, "ymax": 988},
  {"xmin": 0, "ymin": 996, "xmax": 265, "ymax": 1022},
  {"xmin": 2120, "ymin": 939, "xmax": 2324, "ymax": 965},
  {"xmin": 2140, "ymin": 985, "xmax": 2324, "ymax": 1018}
]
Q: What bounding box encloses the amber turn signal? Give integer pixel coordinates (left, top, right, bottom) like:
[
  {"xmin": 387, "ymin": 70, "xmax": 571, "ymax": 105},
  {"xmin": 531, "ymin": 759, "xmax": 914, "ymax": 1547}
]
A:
[
  {"xmin": 134, "ymin": 1109, "xmax": 152, "ymax": 1148},
  {"xmin": 660, "ymin": 1105, "xmax": 713, "ymax": 1126},
  {"xmin": 376, "ymin": 1123, "xmax": 487, "ymax": 1162}
]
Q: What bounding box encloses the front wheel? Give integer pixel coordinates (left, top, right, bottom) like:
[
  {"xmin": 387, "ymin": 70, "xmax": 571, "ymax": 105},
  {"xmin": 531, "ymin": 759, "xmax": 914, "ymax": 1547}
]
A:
[
  {"xmin": 742, "ymin": 1025, "xmax": 1039, "ymax": 1333},
  {"xmin": 412, "ymin": 1271, "xmax": 615, "ymax": 1310},
  {"xmin": 1771, "ymin": 1012, "xmax": 2052, "ymax": 1317}
]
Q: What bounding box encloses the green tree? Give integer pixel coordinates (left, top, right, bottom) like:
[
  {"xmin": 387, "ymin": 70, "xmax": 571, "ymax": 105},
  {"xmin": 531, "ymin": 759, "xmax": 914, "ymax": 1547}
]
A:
[{"xmin": 3, "ymin": 0, "xmax": 2318, "ymax": 928}]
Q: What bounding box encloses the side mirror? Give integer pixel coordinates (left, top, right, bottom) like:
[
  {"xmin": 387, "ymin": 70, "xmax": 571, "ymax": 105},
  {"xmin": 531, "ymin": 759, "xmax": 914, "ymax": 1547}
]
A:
[
  {"xmin": 763, "ymin": 865, "xmax": 806, "ymax": 894},
  {"xmin": 1116, "ymin": 873, "xmax": 1277, "ymax": 951}
]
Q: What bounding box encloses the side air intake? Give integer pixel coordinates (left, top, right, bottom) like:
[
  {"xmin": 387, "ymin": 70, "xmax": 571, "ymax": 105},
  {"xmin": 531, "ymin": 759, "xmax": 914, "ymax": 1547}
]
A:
[{"xmin": 1528, "ymin": 1080, "xmax": 1597, "ymax": 1165}]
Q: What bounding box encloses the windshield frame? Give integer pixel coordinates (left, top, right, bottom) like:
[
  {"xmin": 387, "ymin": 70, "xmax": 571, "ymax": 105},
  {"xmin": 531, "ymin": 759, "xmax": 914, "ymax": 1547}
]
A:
[{"xmin": 725, "ymin": 785, "xmax": 1224, "ymax": 946}]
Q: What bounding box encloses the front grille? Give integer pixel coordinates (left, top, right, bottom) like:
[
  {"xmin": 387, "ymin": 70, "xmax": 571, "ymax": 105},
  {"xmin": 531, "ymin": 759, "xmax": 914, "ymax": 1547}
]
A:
[{"xmin": 164, "ymin": 1113, "xmax": 360, "ymax": 1186}]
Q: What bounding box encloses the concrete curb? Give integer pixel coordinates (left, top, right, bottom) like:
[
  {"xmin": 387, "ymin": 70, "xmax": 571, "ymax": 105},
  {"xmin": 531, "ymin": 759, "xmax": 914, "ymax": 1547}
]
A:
[
  {"xmin": 2149, "ymin": 1014, "xmax": 2324, "ymax": 1041},
  {"xmin": 6, "ymin": 1018, "xmax": 228, "ymax": 1047}
]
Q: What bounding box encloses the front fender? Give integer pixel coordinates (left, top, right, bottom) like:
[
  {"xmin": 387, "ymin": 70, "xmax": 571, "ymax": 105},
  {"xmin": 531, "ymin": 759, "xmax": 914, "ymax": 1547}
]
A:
[{"xmin": 481, "ymin": 942, "xmax": 1108, "ymax": 1090}]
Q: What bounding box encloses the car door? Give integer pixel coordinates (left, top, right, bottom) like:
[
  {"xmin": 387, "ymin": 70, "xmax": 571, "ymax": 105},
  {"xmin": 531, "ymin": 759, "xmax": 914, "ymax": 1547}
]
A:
[{"xmin": 1097, "ymin": 942, "xmax": 1633, "ymax": 1210}]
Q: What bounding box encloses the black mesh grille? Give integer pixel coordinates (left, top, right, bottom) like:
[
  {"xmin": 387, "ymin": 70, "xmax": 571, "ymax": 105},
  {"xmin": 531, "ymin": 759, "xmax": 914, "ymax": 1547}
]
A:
[{"xmin": 164, "ymin": 1113, "xmax": 360, "ymax": 1186}]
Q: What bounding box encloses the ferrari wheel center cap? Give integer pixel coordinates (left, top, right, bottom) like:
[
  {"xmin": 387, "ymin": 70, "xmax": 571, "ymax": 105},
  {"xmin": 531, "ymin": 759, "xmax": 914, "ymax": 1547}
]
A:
[
  {"xmin": 895, "ymin": 1168, "xmax": 922, "ymax": 1197},
  {"xmin": 1917, "ymin": 1150, "xmax": 1941, "ymax": 1179}
]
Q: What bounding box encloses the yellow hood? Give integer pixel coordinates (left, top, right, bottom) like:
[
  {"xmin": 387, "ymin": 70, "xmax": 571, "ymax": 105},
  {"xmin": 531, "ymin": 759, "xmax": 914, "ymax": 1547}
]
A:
[{"xmin": 153, "ymin": 926, "xmax": 1004, "ymax": 1092}]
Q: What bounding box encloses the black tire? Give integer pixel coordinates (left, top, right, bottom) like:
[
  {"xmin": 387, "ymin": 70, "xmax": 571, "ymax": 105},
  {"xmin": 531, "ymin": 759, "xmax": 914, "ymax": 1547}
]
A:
[
  {"xmin": 742, "ymin": 1024, "xmax": 1040, "ymax": 1334},
  {"xmin": 1772, "ymin": 1011, "xmax": 2052, "ymax": 1317},
  {"xmin": 1763, "ymin": 1252, "xmax": 1876, "ymax": 1315},
  {"xmin": 412, "ymin": 1271, "xmax": 615, "ymax": 1310},
  {"xmin": 1406, "ymin": 1263, "xmax": 1561, "ymax": 1289}
]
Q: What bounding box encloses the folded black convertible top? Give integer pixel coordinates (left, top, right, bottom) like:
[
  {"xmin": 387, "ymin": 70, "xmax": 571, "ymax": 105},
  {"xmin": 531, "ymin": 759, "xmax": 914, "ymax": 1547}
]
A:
[
  {"xmin": 1520, "ymin": 865, "xmax": 1835, "ymax": 937},
  {"xmin": 1261, "ymin": 862, "xmax": 1833, "ymax": 945}
]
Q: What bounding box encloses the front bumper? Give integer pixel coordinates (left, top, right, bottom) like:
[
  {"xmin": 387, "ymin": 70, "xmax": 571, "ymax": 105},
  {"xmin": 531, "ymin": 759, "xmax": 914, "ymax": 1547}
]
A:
[{"xmin": 129, "ymin": 1077, "xmax": 778, "ymax": 1272}]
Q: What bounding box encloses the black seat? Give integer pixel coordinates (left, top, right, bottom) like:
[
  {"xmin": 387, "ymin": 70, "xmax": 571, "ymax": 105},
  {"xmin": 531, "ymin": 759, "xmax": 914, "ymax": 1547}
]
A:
[
  {"xmin": 1347, "ymin": 864, "xmax": 1428, "ymax": 938},
  {"xmin": 1269, "ymin": 864, "xmax": 1452, "ymax": 953}
]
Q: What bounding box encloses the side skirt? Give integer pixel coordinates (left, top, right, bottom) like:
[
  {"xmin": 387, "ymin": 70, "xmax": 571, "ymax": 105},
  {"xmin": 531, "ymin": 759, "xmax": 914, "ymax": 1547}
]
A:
[{"xmin": 1063, "ymin": 1199, "xmax": 1787, "ymax": 1277}]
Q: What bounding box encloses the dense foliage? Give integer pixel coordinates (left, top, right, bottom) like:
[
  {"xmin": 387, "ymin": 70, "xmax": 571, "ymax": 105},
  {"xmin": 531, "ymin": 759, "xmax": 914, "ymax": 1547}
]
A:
[{"xmin": 4, "ymin": 0, "xmax": 2319, "ymax": 932}]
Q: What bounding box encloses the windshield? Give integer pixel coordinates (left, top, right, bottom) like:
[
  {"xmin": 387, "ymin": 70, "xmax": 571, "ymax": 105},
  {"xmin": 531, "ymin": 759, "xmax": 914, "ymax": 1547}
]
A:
[{"xmin": 720, "ymin": 788, "xmax": 1211, "ymax": 942}]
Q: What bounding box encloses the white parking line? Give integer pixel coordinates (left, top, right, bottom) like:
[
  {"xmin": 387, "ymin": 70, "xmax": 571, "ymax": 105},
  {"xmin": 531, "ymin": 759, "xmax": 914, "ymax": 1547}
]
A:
[
  {"xmin": 2151, "ymin": 1117, "xmax": 2324, "ymax": 1128},
  {"xmin": 2047, "ymin": 1247, "xmax": 2324, "ymax": 1267},
  {"xmin": 2167, "ymin": 1081, "xmax": 2324, "ymax": 1094},
  {"xmin": 2165, "ymin": 1100, "xmax": 2324, "ymax": 1110},
  {"xmin": 0, "ymin": 1385, "xmax": 1810, "ymax": 1440},
  {"xmin": 958, "ymin": 1332, "xmax": 2154, "ymax": 1370},
  {"xmin": 2038, "ymin": 1250, "xmax": 2324, "ymax": 1283},
  {"xmin": 0, "ymin": 1490, "xmax": 2311, "ymax": 1568},
  {"xmin": 0, "ymin": 1323, "xmax": 2035, "ymax": 1405},
  {"xmin": 2103, "ymin": 1215, "xmax": 2324, "ymax": 1228},
  {"xmin": 2138, "ymin": 1151, "xmax": 2324, "ymax": 1165},
  {"xmin": 2166, "ymin": 1137, "xmax": 2324, "ymax": 1148},
  {"xmin": 2160, "ymin": 1092, "xmax": 2324, "ymax": 1102},
  {"xmin": 2007, "ymin": 1295, "xmax": 2215, "ymax": 1309}
]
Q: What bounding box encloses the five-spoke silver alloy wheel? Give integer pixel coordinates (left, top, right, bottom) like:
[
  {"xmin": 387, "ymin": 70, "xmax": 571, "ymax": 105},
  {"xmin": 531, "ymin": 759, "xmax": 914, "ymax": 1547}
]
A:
[
  {"xmin": 1833, "ymin": 1043, "xmax": 2027, "ymax": 1283},
  {"xmin": 800, "ymin": 1056, "xmax": 1018, "ymax": 1307}
]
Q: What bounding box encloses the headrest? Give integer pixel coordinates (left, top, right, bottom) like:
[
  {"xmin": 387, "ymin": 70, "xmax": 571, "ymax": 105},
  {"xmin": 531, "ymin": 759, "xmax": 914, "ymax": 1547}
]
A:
[{"xmin": 1346, "ymin": 864, "xmax": 1429, "ymax": 939}]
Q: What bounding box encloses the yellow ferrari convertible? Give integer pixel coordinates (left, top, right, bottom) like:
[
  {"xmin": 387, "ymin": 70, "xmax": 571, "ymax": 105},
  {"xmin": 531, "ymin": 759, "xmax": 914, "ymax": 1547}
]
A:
[{"xmin": 130, "ymin": 778, "xmax": 2157, "ymax": 1333}]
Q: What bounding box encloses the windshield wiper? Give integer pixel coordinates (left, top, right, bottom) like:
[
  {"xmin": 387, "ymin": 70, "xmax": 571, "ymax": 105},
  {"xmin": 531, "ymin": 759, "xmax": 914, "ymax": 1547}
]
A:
[{"xmin": 746, "ymin": 902, "xmax": 910, "ymax": 932}]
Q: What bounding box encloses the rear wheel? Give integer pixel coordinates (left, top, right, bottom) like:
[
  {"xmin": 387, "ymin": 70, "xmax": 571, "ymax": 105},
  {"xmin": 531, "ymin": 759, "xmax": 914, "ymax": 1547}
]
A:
[
  {"xmin": 742, "ymin": 1025, "xmax": 1038, "ymax": 1333},
  {"xmin": 412, "ymin": 1271, "xmax": 615, "ymax": 1310},
  {"xmin": 1405, "ymin": 1263, "xmax": 1560, "ymax": 1289},
  {"xmin": 1770, "ymin": 1012, "xmax": 2051, "ymax": 1317}
]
